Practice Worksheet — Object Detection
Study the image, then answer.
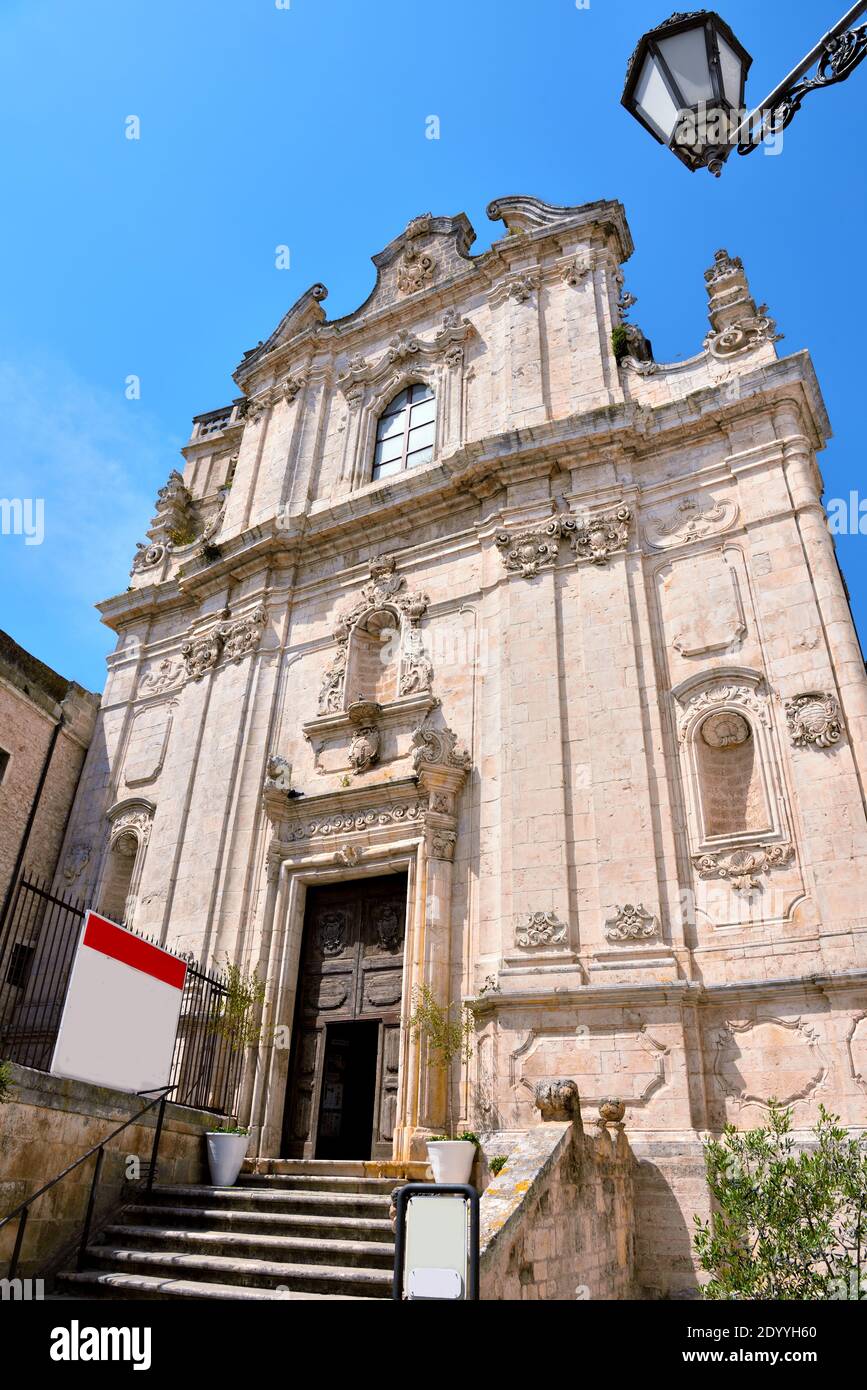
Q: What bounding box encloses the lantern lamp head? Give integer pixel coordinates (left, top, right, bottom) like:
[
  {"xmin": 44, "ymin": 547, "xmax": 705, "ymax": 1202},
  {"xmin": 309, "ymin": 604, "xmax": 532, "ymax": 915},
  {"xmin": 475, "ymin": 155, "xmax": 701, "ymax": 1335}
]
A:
[{"xmin": 622, "ymin": 11, "xmax": 752, "ymax": 176}]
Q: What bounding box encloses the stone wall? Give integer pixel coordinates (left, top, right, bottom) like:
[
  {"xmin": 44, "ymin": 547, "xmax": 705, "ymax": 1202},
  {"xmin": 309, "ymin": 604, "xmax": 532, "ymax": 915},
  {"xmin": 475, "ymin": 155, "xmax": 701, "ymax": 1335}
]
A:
[
  {"xmin": 0, "ymin": 1063, "xmax": 213, "ymax": 1280},
  {"xmin": 479, "ymin": 1119, "xmax": 634, "ymax": 1301},
  {"xmin": 0, "ymin": 630, "xmax": 98, "ymax": 908}
]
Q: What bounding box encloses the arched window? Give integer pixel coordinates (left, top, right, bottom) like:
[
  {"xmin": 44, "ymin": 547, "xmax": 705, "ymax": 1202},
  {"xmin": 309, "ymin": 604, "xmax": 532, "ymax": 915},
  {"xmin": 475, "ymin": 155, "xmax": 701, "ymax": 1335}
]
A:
[{"xmin": 373, "ymin": 384, "xmax": 436, "ymax": 480}]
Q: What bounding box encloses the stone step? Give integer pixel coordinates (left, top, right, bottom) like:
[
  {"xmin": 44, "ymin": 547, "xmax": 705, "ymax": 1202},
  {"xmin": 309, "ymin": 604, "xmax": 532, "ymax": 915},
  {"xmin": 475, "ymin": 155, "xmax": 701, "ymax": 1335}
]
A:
[
  {"xmin": 80, "ymin": 1246, "xmax": 394, "ymax": 1297},
  {"xmin": 121, "ymin": 1203, "xmax": 394, "ymax": 1243},
  {"xmin": 244, "ymin": 1158, "xmax": 431, "ymax": 1182},
  {"xmin": 148, "ymin": 1185, "xmax": 393, "ymax": 1218},
  {"xmin": 99, "ymin": 1223, "xmax": 395, "ymax": 1268},
  {"xmin": 58, "ymin": 1271, "xmax": 376, "ymax": 1301},
  {"xmin": 238, "ymin": 1174, "xmax": 399, "ymax": 1195}
]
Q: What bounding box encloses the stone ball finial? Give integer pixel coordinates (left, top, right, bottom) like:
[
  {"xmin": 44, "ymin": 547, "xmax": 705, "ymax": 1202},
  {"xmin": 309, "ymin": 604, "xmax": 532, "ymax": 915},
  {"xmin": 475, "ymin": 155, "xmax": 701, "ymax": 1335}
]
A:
[
  {"xmin": 533, "ymin": 1078, "xmax": 581, "ymax": 1122},
  {"xmin": 597, "ymin": 1097, "xmax": 626, "ymax": 1129}
]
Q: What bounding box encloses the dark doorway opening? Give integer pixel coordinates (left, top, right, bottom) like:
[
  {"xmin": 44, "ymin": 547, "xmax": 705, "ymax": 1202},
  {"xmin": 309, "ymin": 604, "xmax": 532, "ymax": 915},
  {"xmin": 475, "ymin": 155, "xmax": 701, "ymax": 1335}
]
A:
[{"xmin": 315, "ymin": 1020, "xmax": 380, "ymax": 1160}]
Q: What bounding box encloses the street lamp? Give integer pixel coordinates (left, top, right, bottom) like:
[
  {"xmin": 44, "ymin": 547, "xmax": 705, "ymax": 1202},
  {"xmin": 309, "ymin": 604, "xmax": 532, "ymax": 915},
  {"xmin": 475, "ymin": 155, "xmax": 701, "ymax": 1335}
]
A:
[{"xmin": 622, "ymin": 5, "xmax": 867, "ymax": 176}]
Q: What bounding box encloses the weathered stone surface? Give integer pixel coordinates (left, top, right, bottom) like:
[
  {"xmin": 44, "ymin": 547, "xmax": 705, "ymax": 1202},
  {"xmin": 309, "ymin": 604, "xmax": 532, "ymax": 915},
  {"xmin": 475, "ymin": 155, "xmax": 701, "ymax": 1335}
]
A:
[{"xmin": 46, "ymin": 197, "xmax": 867, "ymax": 1297}]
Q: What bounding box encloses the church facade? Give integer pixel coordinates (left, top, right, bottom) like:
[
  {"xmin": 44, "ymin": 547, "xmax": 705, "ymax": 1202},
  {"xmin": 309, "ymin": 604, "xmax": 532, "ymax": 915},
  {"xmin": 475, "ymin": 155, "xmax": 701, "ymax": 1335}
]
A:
[{"xmin": 57, "ymin": 196, "xmax": 867, "ymax": 1291}]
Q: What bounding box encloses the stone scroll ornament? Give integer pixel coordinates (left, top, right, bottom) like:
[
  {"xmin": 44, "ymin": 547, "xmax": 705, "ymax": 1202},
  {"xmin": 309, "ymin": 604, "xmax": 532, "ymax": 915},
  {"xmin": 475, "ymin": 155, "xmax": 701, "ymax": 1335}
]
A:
[
  {"xmin": 785, "ymin": 692, "xmax": 843, "ymax": 750},
  {"xmin": 515, "ymin": 910, "xmax": 567, "ymax": 948},
  {"xmin": 604, "ymin": 904, "xmax": 659, "ymax": 943},
  {"xmin": 693, "ymin": 843, "xmax": 794, "ymax": 894},
  {"xmin": 563, "ymin": 506, "xmax": 632, "ymax": 565}
]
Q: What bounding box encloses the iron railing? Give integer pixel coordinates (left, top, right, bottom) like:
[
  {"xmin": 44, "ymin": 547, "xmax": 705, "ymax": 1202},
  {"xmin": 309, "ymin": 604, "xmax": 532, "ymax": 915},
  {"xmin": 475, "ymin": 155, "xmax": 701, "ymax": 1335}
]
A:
[
  {"xmin": 0, "ymin": 873, "xmax": 243, "ymax": 1114},
  {"xmin": 0, "ymin": 1084, "xmax": 176, "ymax": 1281}
]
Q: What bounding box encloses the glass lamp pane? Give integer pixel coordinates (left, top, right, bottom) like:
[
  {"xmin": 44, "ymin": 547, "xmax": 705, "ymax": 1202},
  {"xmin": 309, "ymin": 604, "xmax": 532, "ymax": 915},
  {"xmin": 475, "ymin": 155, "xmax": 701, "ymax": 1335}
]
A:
[
  {"xmin": 657, "ymin": 28, "xmax": 713, "ymax": 106},
  {"xmin": 634, "ymin": 53, "xmax": 680, "ymax": 140},
  {"xmin": 717, "ymin": 33, "xmax": 745, "ymax": 107}
]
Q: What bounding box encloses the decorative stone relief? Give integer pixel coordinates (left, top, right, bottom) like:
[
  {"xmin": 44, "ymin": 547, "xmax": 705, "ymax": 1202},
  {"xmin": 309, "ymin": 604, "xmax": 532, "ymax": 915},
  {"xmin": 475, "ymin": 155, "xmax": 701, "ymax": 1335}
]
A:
[
  {"xmin": 109, "ymin": 805, "xmax": 153, "ymax": 849},
  {"xmin": 604, "ymin": 904, "xmax": 659, "ymax": 943},
  {"xmin": 559, "ymin": 255, "xmax": 590, "ymax": 287},
  {"xmin": 785, "ymin": 692, "xmax": 843, "ymax": 749},
  {"xmin": 411, "ymin": 716, "xmax": 472, "ymax": 771},
  {"xmin": 399, "ymin": 626, "xmax": 434, "ymax": 696},
  {"xmin": 139, "ymin": 657, "xmax": 184, "ymax": 696},
  {"xmin": 397, "ymin": 243, "xmax": 436, "ymax": 295},
  {"xmin": 282, "ymin": 372, "xmax": 307, "ymax": 402},
  {"xmin": 264, "ymin": 755, "xmax": 293, "ymax": 792},
  {"xmin": 283, "ymin": 802, "xmax": 427, "ymax": 843},
  {"xmin": 702, "ymin": 248, "xmax": 783, "ymax": 361},
  {"xmin": 131, "ymin": 540, "xmax": 172, "ymax": 574},
  {"xmin": 515, "ymin": 910, "xmax": 567, "ymax": 948},
  {"xmin": 704, "ymin": 307, "xmax": 782, "ymax": 360},
  {"xmin": 676, "ymin": 682, "xmax": 767, "ymax": 741},
  {"xmin": 220, "ymin": 605, "xmax": 268, "ymax": 663},
  {"xmin": 181, "ymin": 631, "xmax": 223, "ymax": 681},
  {"xmin": 334, "ymin": 843, "xmax": 363, "ymax": 868},
  {"xmin": 62, "ymin": 843, "xmax": 91, "ymax": 883},
  {"xmin": 494, "ymin": 519, "xmax": 561, "ymax": 578},
  {"xmin": 700, "ymin": 711, "xmax": 751, "ymax": 748},
  {"xmin": 533, "ymin": 1078, "xmax": 581, "ymax": 1122},
  {"xmin": 336, "ymin": 313, "xmax": 474, "ymax": 405},
  {"xmin": 347, "ymin": 700, "xmax": 381, "ymax": 774},
  {"xmin": 564, "ymin": 506, "xmax": 632, "ymax": 565},
  {"xmin": 318, "ymin": 555, "xmax": 430, "ymax": 714},
  {"xmin": 644, "ymin": 493, "xmax": 738, "ymax": 549},
  {"xmin": 693, "ymin": 843, "xmax": 794, "ymax": 893},
  {"xmin": 427, "ymin": 828, "xmax": 457, "ymax": 861},
  {"xmin": 180, "ymin": 605, "xmax": 268, "ymax": 681}
]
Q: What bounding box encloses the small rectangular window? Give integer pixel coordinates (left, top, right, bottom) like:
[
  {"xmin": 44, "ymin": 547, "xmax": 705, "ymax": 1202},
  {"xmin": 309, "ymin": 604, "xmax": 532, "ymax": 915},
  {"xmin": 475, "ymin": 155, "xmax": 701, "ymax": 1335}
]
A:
[{"xmin": 0, "ymin": 748, "xmax": 9, "ymax": 785}]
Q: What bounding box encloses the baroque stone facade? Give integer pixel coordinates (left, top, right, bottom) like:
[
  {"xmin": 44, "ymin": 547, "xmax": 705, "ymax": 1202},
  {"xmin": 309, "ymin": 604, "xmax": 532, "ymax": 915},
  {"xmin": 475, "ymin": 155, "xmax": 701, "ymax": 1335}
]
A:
[{"xmin": 57, "ymin": 195, "xmax": 867, "ymax": 1296}]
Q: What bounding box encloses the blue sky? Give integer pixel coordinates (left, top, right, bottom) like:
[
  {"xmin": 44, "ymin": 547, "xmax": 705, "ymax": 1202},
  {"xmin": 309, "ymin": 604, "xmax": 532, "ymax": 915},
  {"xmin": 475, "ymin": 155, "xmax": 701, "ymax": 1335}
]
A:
[{"xmin": 0, "ymin": 0, "xmax": 865, "ymax": 690}]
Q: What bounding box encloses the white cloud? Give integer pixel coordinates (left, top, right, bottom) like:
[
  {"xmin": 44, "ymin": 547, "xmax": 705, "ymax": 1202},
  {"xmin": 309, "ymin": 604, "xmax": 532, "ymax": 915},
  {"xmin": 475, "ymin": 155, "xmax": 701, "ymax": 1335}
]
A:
[{"xmin": 0, "ymin": 356, "xmax": 171, "ymax": 688}]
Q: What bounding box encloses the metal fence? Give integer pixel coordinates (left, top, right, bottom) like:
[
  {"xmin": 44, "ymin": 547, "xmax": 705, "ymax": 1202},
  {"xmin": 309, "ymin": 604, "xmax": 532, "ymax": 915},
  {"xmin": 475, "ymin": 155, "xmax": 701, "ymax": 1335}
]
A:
[{"xmin": 0, "ymin": 873, "xmax": 243, "ymax": 1114}]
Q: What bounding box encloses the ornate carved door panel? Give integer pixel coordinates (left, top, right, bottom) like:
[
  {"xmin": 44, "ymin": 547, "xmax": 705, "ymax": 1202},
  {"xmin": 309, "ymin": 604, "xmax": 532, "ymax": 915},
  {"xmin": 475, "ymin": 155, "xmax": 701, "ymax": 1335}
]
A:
[{"xmin": 283, "ymin": 873, "xmax": 407, "ymax": 1159}]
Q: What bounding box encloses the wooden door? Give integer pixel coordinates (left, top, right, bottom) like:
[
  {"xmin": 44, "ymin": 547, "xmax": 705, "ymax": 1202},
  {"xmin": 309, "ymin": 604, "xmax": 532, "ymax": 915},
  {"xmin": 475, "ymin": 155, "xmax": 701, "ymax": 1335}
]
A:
[{"xmin": 282, "ymin": 874, "xmax": 407, "ymax": 1159}]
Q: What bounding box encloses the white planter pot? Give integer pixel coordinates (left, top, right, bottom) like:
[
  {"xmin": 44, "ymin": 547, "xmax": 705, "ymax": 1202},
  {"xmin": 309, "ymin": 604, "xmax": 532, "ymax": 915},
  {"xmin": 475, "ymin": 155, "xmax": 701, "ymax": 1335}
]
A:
[
  {"xmin": 206, "ymin": 1132, "xmax": 248, "ymax": 1187},
  {"xmin": 426, "ymin": 1139, "xmax": 476, "ymax": 1185}
]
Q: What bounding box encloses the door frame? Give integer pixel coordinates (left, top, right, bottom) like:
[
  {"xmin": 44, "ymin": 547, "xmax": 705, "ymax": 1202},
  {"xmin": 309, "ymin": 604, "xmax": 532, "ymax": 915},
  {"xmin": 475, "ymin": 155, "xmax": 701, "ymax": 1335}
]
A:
[
  {"xmin": 246, "ymin": 765, "xmax": 468, "ymax": 1161},
  {"xmin": 282, "ymin": 872, "xmax": 408, "ymax": 1160}
]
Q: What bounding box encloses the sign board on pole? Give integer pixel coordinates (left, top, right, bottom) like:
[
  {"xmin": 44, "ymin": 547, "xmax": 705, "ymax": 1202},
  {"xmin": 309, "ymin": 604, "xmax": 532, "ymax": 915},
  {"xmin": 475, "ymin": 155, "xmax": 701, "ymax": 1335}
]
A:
[
  {"xmin": 50, "ymin": 911, "xmax": 187, "ymax": 1094},
  {"xmin": 392, "ymin": 1183, "xmax": 480, "ymax": 1300}
]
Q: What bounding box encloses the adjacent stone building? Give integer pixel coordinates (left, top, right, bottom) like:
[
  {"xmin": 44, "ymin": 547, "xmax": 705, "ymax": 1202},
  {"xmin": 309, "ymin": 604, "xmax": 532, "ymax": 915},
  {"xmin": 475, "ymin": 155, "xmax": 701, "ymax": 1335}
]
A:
[
  {"xmin": 0, "ymin": 630, "xmax": 98, "ymax": 910},
  {"xmin": 55, "ymin": 196, "xmax": 867, "ymax": 1294}
]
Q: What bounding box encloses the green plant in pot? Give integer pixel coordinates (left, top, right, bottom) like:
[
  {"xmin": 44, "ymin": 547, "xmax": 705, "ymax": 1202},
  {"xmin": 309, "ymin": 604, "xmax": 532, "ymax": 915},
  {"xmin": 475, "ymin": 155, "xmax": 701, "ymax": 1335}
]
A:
[
  {"xmin": 204, "ymin": 958, "xmax": 265, "ymax": 1186},
  {"xmin": 408, "ymin": 985, "xmax": 476, "ymax": 1184}
]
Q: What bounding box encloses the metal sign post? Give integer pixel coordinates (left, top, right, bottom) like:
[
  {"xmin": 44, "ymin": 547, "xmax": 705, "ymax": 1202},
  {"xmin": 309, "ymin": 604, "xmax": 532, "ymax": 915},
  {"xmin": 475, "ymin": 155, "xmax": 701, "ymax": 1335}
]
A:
[{"xmin": 392, "ymin": 1183, "xmax": 480, "ymax": 1301}]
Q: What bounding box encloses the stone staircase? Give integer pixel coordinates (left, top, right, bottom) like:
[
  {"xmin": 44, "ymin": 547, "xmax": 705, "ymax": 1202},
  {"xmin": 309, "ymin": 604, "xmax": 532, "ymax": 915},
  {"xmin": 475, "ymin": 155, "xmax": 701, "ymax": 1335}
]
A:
[{"xmin": 56, "ymin": 1161, "xmax": 426, "ymax": 1301}]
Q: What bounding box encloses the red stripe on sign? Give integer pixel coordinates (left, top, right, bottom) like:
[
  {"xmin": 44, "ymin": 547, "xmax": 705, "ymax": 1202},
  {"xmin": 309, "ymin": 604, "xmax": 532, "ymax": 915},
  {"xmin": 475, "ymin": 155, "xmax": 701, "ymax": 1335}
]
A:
[{"xmin": 82, "ymin": 912, "xmax": 187, "ymax": 990}]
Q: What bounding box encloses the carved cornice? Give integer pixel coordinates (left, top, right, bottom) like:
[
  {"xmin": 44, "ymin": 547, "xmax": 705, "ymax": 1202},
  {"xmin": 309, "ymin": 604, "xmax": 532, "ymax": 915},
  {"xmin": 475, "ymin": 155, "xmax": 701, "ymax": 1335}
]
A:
[{"xmin": 492, "ymin": 506, "xmax": 632, "ymax": 577}]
